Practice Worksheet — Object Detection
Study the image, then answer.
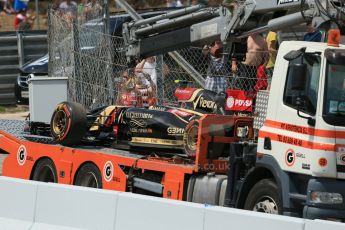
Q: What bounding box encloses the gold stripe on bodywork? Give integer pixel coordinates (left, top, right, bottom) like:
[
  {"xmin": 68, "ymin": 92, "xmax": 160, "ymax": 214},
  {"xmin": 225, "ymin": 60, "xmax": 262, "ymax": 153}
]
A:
[
  {"xmin": 186, "ymin": 89, "xmax": 203, "ymax": 102},
  {"xmin": 90, "ymin": 106, "xmax": 116, "ymax": 131},
  {"xmin": 170, "ymin": 112, "xmax": 189, "ymax": 124},
  {"xmin": 131, "ymin": 137, "xmax": 183, "ymax": 146},
  {"xmin": 177, "ymin": 107, "xmax": 203, "ymax": 117}
]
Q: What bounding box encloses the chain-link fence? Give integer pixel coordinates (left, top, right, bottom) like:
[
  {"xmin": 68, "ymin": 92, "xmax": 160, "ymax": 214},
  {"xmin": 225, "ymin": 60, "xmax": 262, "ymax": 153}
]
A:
[
  {"xmin": 48, "ymin": 1, "xmax": 119, "ymax": 109},
  {"xmin": 48, "ymin": 4, "xmax": 273, "ymax": 110}
]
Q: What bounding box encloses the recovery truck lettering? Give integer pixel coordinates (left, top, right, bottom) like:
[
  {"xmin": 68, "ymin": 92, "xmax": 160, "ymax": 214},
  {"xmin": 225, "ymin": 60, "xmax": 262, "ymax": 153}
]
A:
[
  {"xmin": 259, "ymin": 131, "xmax": 335, "ymax": 151},
  {"xmin": 265, "ymin": 120, "xmax": 345, "ymax": 138}
]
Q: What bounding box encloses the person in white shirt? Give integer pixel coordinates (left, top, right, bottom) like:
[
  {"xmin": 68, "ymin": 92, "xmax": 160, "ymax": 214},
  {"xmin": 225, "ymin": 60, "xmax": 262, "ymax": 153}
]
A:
[
  {"xmin": 136, "ymin": 56, "xmax": 157, "ymax": 88},
  {"xmin": 135, "ymin": 56, "xmax": 170, "ymax": 102}
]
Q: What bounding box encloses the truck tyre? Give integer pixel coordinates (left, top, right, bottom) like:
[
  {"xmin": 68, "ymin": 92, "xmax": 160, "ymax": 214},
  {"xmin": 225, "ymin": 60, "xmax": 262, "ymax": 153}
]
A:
[
  {"xmin": 183, "ymin": 119, "xmax": 199, "ymax": 157},
  {"xmin": 244, "ymin": 179, "xmax": 282, "ymax": 215},
  {"xmin": 50, "ymin": 101, "xmax": 87, "ymax": 146},
  {"xmin": 74, "ymin": 163, "xmax": 103, "ymax": 189},
  {"xmin": 31, "ymin": 158, "xmax": 58, "ymax": 183}
]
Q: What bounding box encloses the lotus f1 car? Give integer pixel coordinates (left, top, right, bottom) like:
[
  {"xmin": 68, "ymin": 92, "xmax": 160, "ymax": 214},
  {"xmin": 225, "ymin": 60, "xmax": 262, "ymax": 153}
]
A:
[{"xmin": 50, "ymin": 86, "xmax": 229, "ymax": 157}]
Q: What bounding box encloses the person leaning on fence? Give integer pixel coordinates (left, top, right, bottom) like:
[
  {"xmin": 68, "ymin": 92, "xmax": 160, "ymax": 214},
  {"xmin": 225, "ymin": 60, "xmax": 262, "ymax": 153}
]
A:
[
  {"xmin": 135, "ymin": 57, "xmax": 158, "ymax": 89},
  {"xmin": 202, "ymin": 40, "xmax": 228, "ymax": 93},
  {"xmin": 135, "ymin": 58, "xmax": 160, "ymax": 105},
  {"xmin": 231, "ymin": 33, "xmax": 268, "ymax": 91},
  {"xmin": 135, "ymin": 56, "xmax": 169, "ymax": 95}
]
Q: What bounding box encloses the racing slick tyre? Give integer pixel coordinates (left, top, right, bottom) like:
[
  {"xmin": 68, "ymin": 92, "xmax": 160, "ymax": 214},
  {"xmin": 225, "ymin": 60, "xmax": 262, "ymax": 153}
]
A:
[
  {"xmin": 31, "ymin": 158, "xmax": 58, "ymax": 183},
  {"xmin": 50, "ymin": 101, "xmax": 87, "ymax": 146},
  {"xmin": 74, "ymin": 163, "xmax": 103, "ymax": 189},
  {"xmin": 183, "ymin": 119, "xmax": 199, "ymax": 157},
  {"xmin": 244, "ymin": 179, "xmax": 283, "ymax": 215}
]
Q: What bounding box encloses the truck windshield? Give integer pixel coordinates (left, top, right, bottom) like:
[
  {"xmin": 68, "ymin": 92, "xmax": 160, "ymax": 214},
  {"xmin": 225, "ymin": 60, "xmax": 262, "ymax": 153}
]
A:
[{"xmin": 323, "ymin": 62, "xmax": 345, "ymax": 126}]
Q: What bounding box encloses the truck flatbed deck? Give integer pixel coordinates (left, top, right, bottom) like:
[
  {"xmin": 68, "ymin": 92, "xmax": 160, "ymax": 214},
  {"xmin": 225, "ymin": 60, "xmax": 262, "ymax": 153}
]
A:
[
  {"xmin": 0, "ymin": 115, "xmax": 239, "ymax": 200},
  {"xmin": 0, "ymin": 119, "xmax": 166, "ymax": 160}
]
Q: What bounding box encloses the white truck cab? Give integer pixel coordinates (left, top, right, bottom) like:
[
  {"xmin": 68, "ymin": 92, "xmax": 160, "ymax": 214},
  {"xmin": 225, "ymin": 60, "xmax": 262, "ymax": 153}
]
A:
[{"xmin": 257, "ymin": 40, "xmax": 345, "ymax": 220}]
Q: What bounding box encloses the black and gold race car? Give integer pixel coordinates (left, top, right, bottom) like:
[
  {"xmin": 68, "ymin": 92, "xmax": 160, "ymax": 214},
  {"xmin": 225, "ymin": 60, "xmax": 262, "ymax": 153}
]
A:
[{"xmin": 50, "ymin": 87, "xmax": 228, "ymax": 157}]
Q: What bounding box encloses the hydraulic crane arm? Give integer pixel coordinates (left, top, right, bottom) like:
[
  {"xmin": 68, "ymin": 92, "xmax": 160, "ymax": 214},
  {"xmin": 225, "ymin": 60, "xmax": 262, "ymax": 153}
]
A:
[{"xmin": 118, "ymin": 0, "xmax": 345, "ymax": 59}]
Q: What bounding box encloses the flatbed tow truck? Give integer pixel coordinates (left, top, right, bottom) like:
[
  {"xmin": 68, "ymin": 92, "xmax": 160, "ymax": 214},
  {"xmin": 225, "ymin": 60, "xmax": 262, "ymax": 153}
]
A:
[
  {"xmin": 0, "ymin": 115, "xmax": 251, "ymax": 201},
  {"xmin": 1, "ymin": 0, "xmax": 345, "ymax": 222}
]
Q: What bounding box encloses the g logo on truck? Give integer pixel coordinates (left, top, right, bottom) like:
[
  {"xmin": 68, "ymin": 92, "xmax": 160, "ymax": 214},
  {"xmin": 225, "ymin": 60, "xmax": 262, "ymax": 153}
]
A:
[
  {"xmin": 17, "ymin": 145, "xmax": 27, "ymax": 166},
  {"xmin": 103, "ymin": 161, "xmax": 114, "ymax": 182},
  {"xmin": 285, "ymin": 149, "xmax": 295, "ymax": 166},
  {"xmin": 340, "ymin": 154, "xmax": 345, "ymax": 164}
]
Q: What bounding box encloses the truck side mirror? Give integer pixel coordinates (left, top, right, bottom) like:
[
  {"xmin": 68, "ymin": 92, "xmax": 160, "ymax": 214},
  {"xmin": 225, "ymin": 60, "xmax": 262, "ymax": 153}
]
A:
[
  {"xmin": 283, "ymin": 47, "xmax": 306, "ymax": 61},
  {"xmin": 290, "ymin": 63, "xmax": 307, "ymax": 91},
  {"xmin": 325, "ymin": 49, "xmax": 345, "ymax": 65}
]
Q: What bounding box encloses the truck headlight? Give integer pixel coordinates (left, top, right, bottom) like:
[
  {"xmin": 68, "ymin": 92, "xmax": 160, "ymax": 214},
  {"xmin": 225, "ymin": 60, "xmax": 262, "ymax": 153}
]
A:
[{"xmin": 310, "ymin": 191, "xmax": 343, "ymax": 204}]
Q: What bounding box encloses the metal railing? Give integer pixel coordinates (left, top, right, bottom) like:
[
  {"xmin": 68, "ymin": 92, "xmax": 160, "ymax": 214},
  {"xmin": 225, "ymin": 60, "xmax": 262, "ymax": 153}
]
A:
[{"xmin": 0, "ymin": 30, "xmax": 47, "ymax": 104}]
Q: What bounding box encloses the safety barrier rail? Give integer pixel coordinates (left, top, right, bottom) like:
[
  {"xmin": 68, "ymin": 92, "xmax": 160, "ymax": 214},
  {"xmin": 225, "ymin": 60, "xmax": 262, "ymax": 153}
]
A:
[
  {"xmin": 0, "ymin": 176, "xmax": 343, "ymax": 230},
  {"xmin": 0, "ymin": 30, "xmax": 47, "ymax": 104}
]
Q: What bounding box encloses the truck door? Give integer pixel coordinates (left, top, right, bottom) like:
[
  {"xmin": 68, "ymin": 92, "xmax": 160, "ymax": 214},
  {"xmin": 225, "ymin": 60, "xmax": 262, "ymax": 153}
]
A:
[{"xmin": 264, "ymin": 52, "xmax": 336, "ymax": 177}]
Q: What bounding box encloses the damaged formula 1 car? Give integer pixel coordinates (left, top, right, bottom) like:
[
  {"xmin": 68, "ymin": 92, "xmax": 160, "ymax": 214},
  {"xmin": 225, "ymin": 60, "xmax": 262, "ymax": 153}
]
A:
[{"xmin": 50, "ymin": 86, "xmax": 233, "ymax": 157}]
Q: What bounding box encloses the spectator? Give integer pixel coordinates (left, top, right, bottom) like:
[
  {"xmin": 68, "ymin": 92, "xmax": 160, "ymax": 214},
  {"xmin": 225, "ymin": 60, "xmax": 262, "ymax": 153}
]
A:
[
  {"xmin": 58, "ymin": 0, "xmax": 77, "ymax": 28},
  {"xmin": 59, "ymin": 0, "xmax": 77, "ymax": 15},
  {"xmin": 232, "ymin": 33, "xmax": 268, "ymax": 91},
  {"xmin": 4, "ymin": 0, "xmax": 15, "ymax": 14},
  {"xmin": 52, "ymin": 0, "xmax": 63, "ymax": 10},
  {"xmin": 84, "ymin": 0, "xmax": 102, "ymax": 21},
  {"xmin": 135, "ymin": 56, "xmax": 169, "ymax": 94},
  {"xmin": 14, "ymin": 8, "xmax": 35, "ymax": 31},
  {"xmin": 166, "ymin": 0, "xmax": 183, "ymax": 7},
  {"xmin": 265, "ymin": 31, "xmax": 278, "ymax": 87},
  {"xmin": 136, "ymin": 57, "xmax": 157, "ymax": 89},
  {"xmin": 253, "ymin": 64, "xmax": 268, "ymax": 96},
  {"xmin": 135, "ymin": 57, "xmax": 158, "ymax": 102},
  {"xmin": 303, "ymin": 21, "xmax": 322, "ymax": 42},
  {"xmin": 0, "ymin": 0, "xmax": 5, "ymax": 14},
  {"xmin": 134, "ymin": 59, "xmax": 159, "ymax": 106},
  {"xmin": 203, "ymin": 40, "xmax": 228, "ymax": 93}
]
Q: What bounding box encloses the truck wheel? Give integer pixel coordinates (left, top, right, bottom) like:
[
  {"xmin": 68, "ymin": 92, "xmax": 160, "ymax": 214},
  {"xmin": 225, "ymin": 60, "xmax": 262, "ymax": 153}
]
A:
[
  {"xmin": 183, "ymin": 120, "xmax": 199, "ymax": 157},
  {"xmin": 31, "ymin": 158, "xmax": 58, "ymax": 183},
  {"xmin": 244, "ymin": 179, "xmax": 282, "ymax": 215},
  {"xmin": 50, "ymin": 101, "xmax": 87, "ymax": 146},
  {"xmin": 74, "ymin": 163, "xmax": 103, "ymax": 189}
]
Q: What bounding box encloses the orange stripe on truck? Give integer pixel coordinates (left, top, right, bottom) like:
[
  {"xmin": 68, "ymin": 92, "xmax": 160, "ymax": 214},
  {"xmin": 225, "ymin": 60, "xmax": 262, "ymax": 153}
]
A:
[
  {"xmin": 259, "ymin": 130, "xmax": 335, "ymax": 151},
  {"xmin": 264, "ymin": 120, "xmax": 345, "ymax": 138}
]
